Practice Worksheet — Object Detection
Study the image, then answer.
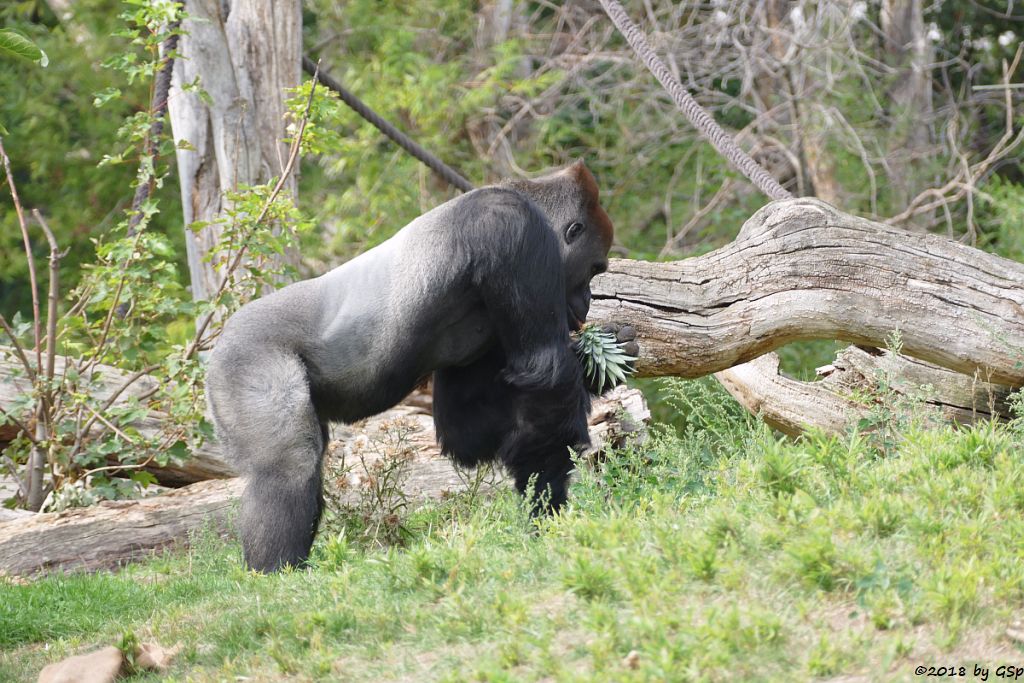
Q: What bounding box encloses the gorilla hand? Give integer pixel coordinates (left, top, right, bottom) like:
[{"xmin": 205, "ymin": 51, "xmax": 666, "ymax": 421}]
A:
[{"xmin": 601, "ymin": 323, "xmax": 639, "ymax": 359}]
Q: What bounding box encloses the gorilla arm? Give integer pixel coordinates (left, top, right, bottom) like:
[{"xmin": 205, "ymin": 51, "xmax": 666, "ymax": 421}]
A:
[{"xmin": 430, "ymin": 190, "xmax": 592, "ymax": 510}]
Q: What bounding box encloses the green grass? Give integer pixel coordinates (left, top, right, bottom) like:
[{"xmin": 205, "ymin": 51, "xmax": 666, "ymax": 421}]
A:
[{"xmin": 2, "ymin": 379, "xmax": 1023, "ymax": 681}]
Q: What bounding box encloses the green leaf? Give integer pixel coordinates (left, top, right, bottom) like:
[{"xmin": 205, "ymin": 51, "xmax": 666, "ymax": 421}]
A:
[
  {"xmin": 0, "ymin": 29, "xmax": 47, "ymax": 66},
  {"xmin": 93, "ymin": 87, "xmax": 122, "ymax": 108},
  {"xmin": 130, "ymin": 470, "xmax": 158, "ymax": 487}
]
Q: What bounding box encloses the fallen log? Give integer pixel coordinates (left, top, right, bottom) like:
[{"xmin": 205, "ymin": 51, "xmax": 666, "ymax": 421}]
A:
[
  {"xmin": 0, "ymin": 385, "xmax": 648, "ymax": 576},
  {"xmin": 0, "ymin": 478, "xmax": 243, "ymax": 577},
  {"xmin": 716, "ymin": 346, "xmax": 1012, "ymax": 436},
  {"xmin": 590, "ymin": 198, "xmax": 1024, "ymax": 385}
]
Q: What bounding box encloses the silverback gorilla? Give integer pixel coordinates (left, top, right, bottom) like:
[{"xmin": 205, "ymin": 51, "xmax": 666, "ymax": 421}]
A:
[{"xmin": 206, "ymin": 161, "xmax": 616, "ymax": 572}]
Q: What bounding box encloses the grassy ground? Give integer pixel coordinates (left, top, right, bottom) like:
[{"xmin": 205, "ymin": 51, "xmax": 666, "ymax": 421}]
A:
[{"xmin": 2, "ymin": 379, "xmax": 1023, "ymax": 681}]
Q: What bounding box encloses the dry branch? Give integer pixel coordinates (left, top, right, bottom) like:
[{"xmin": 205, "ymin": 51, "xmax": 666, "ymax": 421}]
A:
[
  {"xmin": 590, "ymin": 198, "xmax": 1024, "ymax": 386},
  {"xmin": 0, "ymin": 385, "xmax": 648, "ymax": 576}
]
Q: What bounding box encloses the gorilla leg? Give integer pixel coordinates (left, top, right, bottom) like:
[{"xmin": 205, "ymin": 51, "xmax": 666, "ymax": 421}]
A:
[
  {"xmin": 507, "ymin": 448, "xmax": 575, "ymax": 513},
  {"xmin": 239, "ymin": 449, "xmax": 324, "ymax": 572},
  {"xmin": 207, "ymin": 350, "xmax": 327, "ymax": 572}
]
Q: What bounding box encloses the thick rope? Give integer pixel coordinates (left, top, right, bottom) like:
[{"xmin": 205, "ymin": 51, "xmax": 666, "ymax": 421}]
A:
[
  {"xmin": 302, "ymin": 56, "xmax": 476, "ymax": 193},
  {"xmin": 598, "ymin": 0, "xmax": 792, "ymax": 202}
]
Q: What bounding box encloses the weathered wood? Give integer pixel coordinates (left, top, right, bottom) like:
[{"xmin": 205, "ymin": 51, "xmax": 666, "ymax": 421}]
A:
[
  {"xmin": 590, "ymin": 198, "xmax": 1024, "ymax": 386},
  {"xmin": 716, "ymin": 346, "xmax": 1013, "ymax": 436},
  {"xmin": 717, "ymin": 353, "xmax": 869, "ymax": 437},
  {"xmin": 825, "ymin": 345, "xmax": 1012, "ymax": 418},
  {"xmin": 0, "ymin": 386, "xmax": 649, "ymax": 576},
  {"xmin": 0, "ymin": 507, "xmax": 31, "ymax": 523},
  {"xmin": 0, "ymin": 478, "xmax": 242, "ymax": 576}
]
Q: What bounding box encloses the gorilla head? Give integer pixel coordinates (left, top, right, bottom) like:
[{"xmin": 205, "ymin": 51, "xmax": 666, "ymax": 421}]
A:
[{"xmin": 506, "ymin": 161, "xmax": 613, "ymax": 330}]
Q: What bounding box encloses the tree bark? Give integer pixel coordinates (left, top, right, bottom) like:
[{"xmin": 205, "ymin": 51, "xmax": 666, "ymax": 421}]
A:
[
  {"xmin": 0, "ymin": 479, "xmax": 242, "ymax": 576},
  {"xmin": 589, "ymin": 198, "xmax": 1024, "ymax": 386},
  {"xmin": 167, "ymin": 0, "xmax": 302, "ymax": 302},
  {"xmin": 0, "ymin": 386, "xmax": 648, "ymax": 576},
  {"xmin": 717, "ymin": 346, "xmax": 1012, "ymax": 437}
]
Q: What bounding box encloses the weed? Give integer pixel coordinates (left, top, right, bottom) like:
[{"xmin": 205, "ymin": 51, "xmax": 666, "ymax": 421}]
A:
[{"xmin": 321, "ymin": 418, "xmax": 418, "ymax": 550}]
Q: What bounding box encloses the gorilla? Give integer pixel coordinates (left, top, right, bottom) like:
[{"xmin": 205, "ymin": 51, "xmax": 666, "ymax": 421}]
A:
[{"xmin": 206, "ymin": 161, "xmax": 617, "ymax": 572}]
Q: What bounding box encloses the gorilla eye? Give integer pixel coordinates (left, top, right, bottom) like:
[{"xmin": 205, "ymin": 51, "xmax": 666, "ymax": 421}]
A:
[{"xmin": 564, "ymin": 221, "xmax": 585, "ymax": 244}]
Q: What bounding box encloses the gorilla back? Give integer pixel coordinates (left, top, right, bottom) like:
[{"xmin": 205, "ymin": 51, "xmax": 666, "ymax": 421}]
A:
[{"xmin": 206, "ymin": 161, "xmax": 614, "ymax": 572}]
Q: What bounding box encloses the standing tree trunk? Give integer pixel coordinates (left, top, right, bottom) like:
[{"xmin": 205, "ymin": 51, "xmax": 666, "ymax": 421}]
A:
[
  {"xmin": 880, "ymin": 0, "xmax": 934, "ymax": 221},
  {"xmin": 167, "ymin": 0, "xmax": 303, "ymax": 302},
  {"xmin": 469, "ymin": 0, "xmax": 529, "ymax": 179}
]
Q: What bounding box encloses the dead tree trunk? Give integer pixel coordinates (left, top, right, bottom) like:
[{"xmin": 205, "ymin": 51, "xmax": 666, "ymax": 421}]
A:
[
  {"xmin": 880, "ymin": 0, "xmax": 935, "ymax": 222},
  {"xmin": 589, "ymin": 198, "xmax": 1023, "ymax": 431},
  {"xmin": 167, "ymin": 0, "xmax": 302, "ymax": 302},
  {"xmin": 590, "ymin": 198, "xmax": 1024, "ymax": 384}
]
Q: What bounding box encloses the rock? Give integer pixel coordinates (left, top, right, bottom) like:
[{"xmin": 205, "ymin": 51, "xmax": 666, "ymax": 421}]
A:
[{"xmin": 37, "ymin": 646, "xmax": 123, "ymax": 683}]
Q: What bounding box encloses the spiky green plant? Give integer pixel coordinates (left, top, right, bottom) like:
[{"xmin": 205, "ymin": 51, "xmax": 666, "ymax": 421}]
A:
[{"xmin": 574, "ymin": 325, "xmax": 637, "ymax": 394}]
